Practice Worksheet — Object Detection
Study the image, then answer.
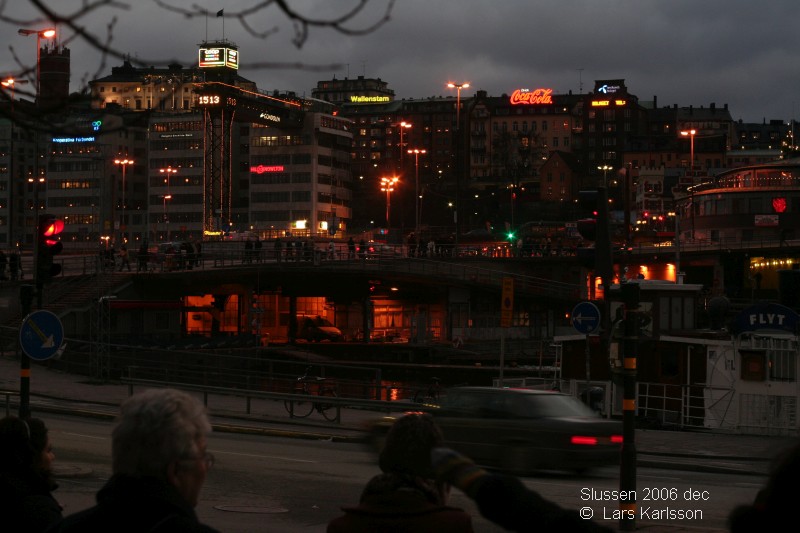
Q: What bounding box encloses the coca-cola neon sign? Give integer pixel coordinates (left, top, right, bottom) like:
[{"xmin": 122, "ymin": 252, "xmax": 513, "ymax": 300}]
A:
[
  {"xmin": 509, "ymin": 88, "xmax": 553, "ymax": 105},
  {"xmin": 250, "ymin": 165, "xmax": 285, "ymax": 174}
]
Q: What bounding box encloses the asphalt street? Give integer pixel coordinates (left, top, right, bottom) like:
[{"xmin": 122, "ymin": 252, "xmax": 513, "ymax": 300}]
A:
[{"xmin": 1, "ymin": 354, "xmax": 797, "ymax": 532}]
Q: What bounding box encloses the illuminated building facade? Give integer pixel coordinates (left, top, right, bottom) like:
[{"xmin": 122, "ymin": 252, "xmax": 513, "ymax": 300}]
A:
[{"xmin": 249, "ymin": 108, "xmax": 353, "ymax": 237}]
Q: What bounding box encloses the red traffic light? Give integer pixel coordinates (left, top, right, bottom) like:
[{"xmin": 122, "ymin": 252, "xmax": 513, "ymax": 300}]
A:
[{"xmin": 42, "ymin": 218, "xmax": 64, "ymax": 238}]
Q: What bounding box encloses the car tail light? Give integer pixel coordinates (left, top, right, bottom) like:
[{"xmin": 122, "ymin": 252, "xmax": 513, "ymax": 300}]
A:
[
  {"xmin": 571, "ymin": 436, "xmax": 598, "ymax": 445},
  {"xmin": 611, "ymin": 435, "xmax": 624, "ymax": 444}
]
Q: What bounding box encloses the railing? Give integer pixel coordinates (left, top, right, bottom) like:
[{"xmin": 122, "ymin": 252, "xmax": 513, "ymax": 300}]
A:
[{"xmin": 1, "ymin": 389, "xmax": 19, "ymax": 417}]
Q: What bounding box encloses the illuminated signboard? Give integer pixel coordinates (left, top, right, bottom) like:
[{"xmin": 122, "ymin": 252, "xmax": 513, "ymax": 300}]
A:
[
  {"xmin": 225, "ymin": 49, "xmax": 238, "ymax": 69},
  {"xmin": 250, "ymin": 165, "xmax": 285, "ymax": 174},
  {"xmin": 259, "ymin": 111, "xmax": 281, "ymax": 123},
  {"xmin": 196, "ymin": 94, "xmax": 237, "ymax": 107},
  {"xmin": 52, "ymin": 136, "xmax": 96, "ymax": 143},
  {"xmin": 509, "ymin": 88, "xmax": 553, "ymax": 105},
  {"xmin": 591, "ymin": 99, "xmax": 627, "ymax": 107},
  {"xmin": 349, "ymin": 95, "xmax": 391, "ymax": 104},
  {"xmin": 597, "ymin": 84, "xmax": 622, "ymax": 94},
  {"xmin": 199, "ymin": 47, "xmax": 239, "ymax": 69}
]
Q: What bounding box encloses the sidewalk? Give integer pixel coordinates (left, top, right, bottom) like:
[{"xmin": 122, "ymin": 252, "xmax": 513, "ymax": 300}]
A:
[{"xmin": 1, "ymin": 354, "xmax": 796, "ymax": 479}]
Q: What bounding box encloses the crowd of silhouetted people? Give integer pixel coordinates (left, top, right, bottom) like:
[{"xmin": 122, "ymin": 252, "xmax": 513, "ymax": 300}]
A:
[{"xmin": 4, "ymin": 396, "xmax": 798, "ymax": 532}]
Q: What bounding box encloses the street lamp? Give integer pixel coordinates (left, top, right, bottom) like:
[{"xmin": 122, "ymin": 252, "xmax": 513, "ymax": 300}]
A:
[
  {"xmin": 161, "ymin": 194, "xmax": 172, "ymax": 241},
  {"xmin": 398, "ymin": 121, "xmax": 411, "ymax": 168},
  {"xmin": 1, "ymin": 77, "xmax": 29, "ymax": 114},
  {"xmin": 27, "ymin": 176, "xmax": 45, "ymax": 212},
  {"xmin": 380, "ymin": 176, "xmax": 399, "ymax": 226},
  {"xmin": 446, "ymin": 82, "xmax": 470, "ymax": 130},
  {"xmin": 680, "ymin": 129, "xmax": 696, "ymax": 173},
  {"xmin": 598, "ymin": 165, "xmax": 612, "ymax": 187},
  {"xmin": 408, "ymin": 148, "xmax": 427, "ymax": 242},
  {"xmin": 159, "ymin": 167, "xmax": 177, "ymax": 240},
  {"xmin": 448, "ymin": 81, "xmax": 469, "ymax": 252},
  {"xmin": 17, "ymin": 28, "xmax": 56, "ymax": 105},
  {"xmin": 114, "ymin": 158, "xmax": 133, "ymax": 244}
]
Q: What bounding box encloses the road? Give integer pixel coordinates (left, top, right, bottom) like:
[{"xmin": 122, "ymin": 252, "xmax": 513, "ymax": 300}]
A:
[{"xmin": 47, "ymin": 414, "xmax": 762, "ymax": 532}]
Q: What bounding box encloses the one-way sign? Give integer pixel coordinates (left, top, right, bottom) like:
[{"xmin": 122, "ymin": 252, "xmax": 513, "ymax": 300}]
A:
[
  {"xmin": 572, "ymin": 301, "xmax": 601, "ymax": 335},
  {"xmin": 19, "ymin": 310, "xmax": 65, "ymax": 361}
]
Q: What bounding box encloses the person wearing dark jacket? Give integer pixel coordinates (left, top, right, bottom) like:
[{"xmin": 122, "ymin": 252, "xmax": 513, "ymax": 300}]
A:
[
  {"xmin": 432, "ymin": 447, "xmax": 614, "ymax": 533},
  {"xmin": 728, "ymin": 439, "xmax": 800, "ymax": 532},
  {"xmin": 328, "ymin": 413, "xmax": 474, "ymax": 532},
  {"xmin": 0, "ymin": 416, "xmax": 63, "ymax": 533},
  {"xmin": 46, "ymin": 389, "xmax": 219, "ymax": 533}
]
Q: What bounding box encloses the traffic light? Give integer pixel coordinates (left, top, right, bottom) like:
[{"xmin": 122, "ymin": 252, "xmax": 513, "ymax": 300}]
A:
[
  {"xmin": 576, "ymin": 190, "xmax": 599, "ymax": 241},
  {"xmin": 36, "ymin": 214, "xmax": 64, "ymax": 283},
  {"xmin": 575, "ymin": 188, "xmax": 613, "ymax": 284}
]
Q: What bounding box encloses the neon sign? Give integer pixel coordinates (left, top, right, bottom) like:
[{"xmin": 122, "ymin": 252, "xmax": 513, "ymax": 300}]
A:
[
  {"xmin": 349, "ymin": 95, "xmax": 390, "ymax": 103},
  {"xmin": 250, "ymin": 165, "xmax": 285, "ymax": 174},
  {"xmin": 509, "ymin": 88, "xmax": 553, "ymax": 105},
  {"xmin": 259, "ymin": 112, "xmax": 281, "ymax": 123}
]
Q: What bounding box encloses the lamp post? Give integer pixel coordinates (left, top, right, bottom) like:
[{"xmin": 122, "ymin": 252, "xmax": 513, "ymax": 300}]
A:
[
  {"xmin": 114, "ymin": 158, "xmax": 133, "ymax": 244},
  {"xmin": 447, "ymin": 82, "xmax": 470, "ymax": 130},
  {"xmin": 17, "ymin": 27, "xmax": 56, "ymax": 106},
  {"xmin": 159, "ymin": 167, "xmax": 177, "ymax": 240},
  {"xmin": 408, "ymin": 148, "xmax": 427, "ymax": 242},
  {"xmin": 398, "ymin": 121, "xmax": 411, "ymax": 168},
  {"xmin": 598, "ymin": 164, "xmax": 612, "ymax": 187},
  {"xmin": 680, "ymin": 129, "xmax": 696, "ymax": 173},
  {"xmin": 161, "ymin": 195, "xmax": 172, "ymax": 241},
  {"xmin": 380, "ymin": 176, "xmax": 399, "ymax": 227},
  {"xmin": 1, "ymin": 77, "xmax": 29, "ymax": 115},
  {"xmin": 448, "ymin": 81, "xmax": 470, "ymax": 252}
]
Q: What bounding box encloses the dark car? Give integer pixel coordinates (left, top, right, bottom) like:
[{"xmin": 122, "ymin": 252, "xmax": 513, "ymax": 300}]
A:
[
  {"xmin": 297, "ymin": 316, "xmax": 344, "ymax": 342},
  {"xmin": 369, "ymin": 386, "xmax": 622, "ymax": 475}
]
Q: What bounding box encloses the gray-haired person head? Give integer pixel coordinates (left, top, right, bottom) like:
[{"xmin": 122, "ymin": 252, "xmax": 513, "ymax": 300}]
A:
[{"xmin": 112, "ymin": 388, "xmax": 212, "ymax": 505}]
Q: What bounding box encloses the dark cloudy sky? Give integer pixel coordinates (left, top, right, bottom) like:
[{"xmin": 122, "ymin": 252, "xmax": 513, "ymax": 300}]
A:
[{"xmin": 5, "ymin": 1, "xmax": 800, "ymax": 123}]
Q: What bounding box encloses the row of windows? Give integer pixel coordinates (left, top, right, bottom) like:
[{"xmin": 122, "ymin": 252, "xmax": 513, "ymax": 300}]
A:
[
  {"xmin": 251, "ymin": 191, "xmax": 318, "ymax": 203},
  {"xmin": 692, "ymin": 195, "xmax": 800, "ymax": 216},
  {"xmin": 250, "ymin": 210, "xmax": 311, "ymax": 221},
  {"xmin": 252, "ymin": 135, "xmax": 306, "ymax": 147},
  {"xmin": 150, "ymin": 140, "xmax": 202, "ymax": 151},
  {"xmin": 151, "ymin": 122, "xmax": 203, "ymax": 133},
  {"xmin": 251, "ymin": 172, "xmax": 311, "ymax": 185},
  {"xmin": 148, "ymin": 193, "xmax": 203, "ymax": 206}
]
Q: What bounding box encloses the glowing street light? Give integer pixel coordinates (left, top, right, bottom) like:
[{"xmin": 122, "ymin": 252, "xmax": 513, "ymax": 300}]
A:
[
  {"xmin": 680, "ymin": 129, "xmax": 697, "ymax": 173},
  {"xmin": 598, "ymin": 165, "xmax": 612, "ymax": 187},
  {"xmin": 398, "ymin": 121, "xmax": 411, "ymax": 168},
  {"xmin": 446, "ymin": 82, "xmax": 470, "ymax": 130},
  {"xmin": 408, "ymin": 148, "xmax": 427, "ymax": 241},
  {"xmin": 380, "ymin": 176, "xmax": 399, "ymax": 226},
  {"xmin": 162, "ymin": 194, "xmax": 172, "ymax": 241},
  {"xmin": 17, "ymin": 28, "xmax": 56, "ymax": 104},
  {"xmin": 114, "ymin": 158, "xmax": 133, "ymax": 244}
]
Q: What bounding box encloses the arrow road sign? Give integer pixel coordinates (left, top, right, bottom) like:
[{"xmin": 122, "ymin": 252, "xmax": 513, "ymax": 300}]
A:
[
  {"xmin": 572, "ymin": 301, "xmax": 601, "ymax": 335},
  {"xmin": 19, "ymin": 310, "xmax": 65, "ymax": 361}
]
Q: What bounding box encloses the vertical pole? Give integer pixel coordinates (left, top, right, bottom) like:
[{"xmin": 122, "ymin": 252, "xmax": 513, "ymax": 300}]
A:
[
  {"xmin": 619, "ymin": 283, "xmax": 640, "ymax": 530},
  {"xmin": 18, "ymin": 284, "xmax": 34, "ymax": 419}
]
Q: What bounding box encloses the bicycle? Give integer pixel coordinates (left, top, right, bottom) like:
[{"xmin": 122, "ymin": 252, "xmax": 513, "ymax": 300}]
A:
[
  {"xmin": 412, "ymin": 377, "xmax": 442, "ymax": 405},
  {"xmin": 284, "ymin": 366, "xmax": 339, "ymax": 421}
]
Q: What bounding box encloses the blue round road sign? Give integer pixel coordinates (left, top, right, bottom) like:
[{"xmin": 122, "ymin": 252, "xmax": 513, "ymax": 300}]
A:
[
  {"xmin": 19, "ymin": 310, "xmax": 65, "ymax": 361},
  {"xmin": 572, "ymin": 301, "xmax": 601, "ymax": 335}
]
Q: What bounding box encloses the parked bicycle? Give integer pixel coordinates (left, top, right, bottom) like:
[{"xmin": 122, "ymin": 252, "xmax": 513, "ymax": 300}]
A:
[{"xmin": 284, "ymin": 366, "xmax": 339, "ymax": 421}]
